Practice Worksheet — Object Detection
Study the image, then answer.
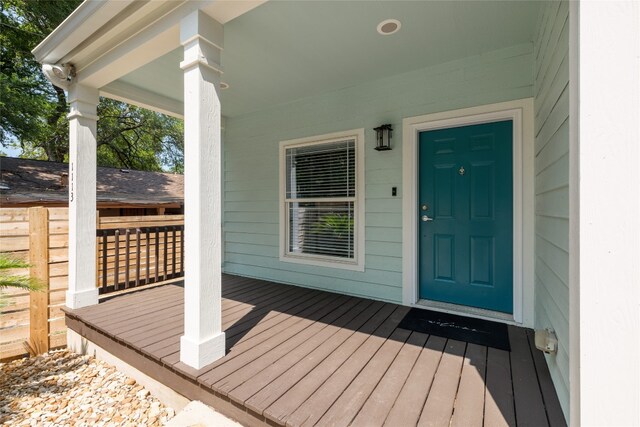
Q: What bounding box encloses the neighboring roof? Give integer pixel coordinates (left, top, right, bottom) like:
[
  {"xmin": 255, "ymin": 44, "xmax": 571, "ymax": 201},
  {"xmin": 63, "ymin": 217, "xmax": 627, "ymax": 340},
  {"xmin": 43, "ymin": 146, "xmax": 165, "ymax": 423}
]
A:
[{"xmin": 0, "ymin": 157, "xmax": 183, "ymax": 207}]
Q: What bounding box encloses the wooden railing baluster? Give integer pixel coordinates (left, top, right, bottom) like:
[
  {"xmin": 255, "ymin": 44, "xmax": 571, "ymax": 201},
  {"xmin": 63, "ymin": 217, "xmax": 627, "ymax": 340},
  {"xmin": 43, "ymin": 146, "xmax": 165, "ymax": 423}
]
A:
[
  {"xmin": 172, "ymin": 226, "xmax": 177, "ymax": 278},
  {"xmin": 180, "ymin": 226, "xmax": 184, "ymax": 274},
  {"xmin": 114, "ymin": 229, "xmax": 120, "ymax": 291},
  {"xmin": 155, "ymin": 228, "xmax": 160, "ymax": 284},
  {"xmin": 102, "ymin": 231, "xmax": 107, "ymax": 290},
  {"xmin": 163, "ymin": 227, "xmax": 168, "ymax": 281},
  {"xmin": 146, "ymin": 229, "xmax": 150, "ymax": 286},
  {"xmin": 95, "ymin": 219, "xmax": 184, "ymax": 295},
  {"xmin": 135, "ymin": 228, "xmax": 141, "ymax": 288},
  {"xmin": 125, "ymin": 229, "xmax": 131, "ymax": 288}
]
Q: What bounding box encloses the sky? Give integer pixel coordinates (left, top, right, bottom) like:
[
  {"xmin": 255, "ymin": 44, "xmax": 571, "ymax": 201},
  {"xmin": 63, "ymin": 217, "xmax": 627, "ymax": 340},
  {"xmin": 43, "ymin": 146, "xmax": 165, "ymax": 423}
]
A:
[{"xmin": 2, "ymin": 146, "xmax": 22, "ymax": 158}]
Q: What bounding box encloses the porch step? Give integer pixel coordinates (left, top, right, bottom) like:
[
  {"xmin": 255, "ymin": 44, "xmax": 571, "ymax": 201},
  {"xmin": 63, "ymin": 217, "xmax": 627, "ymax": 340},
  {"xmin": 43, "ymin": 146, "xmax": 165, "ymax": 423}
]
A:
[{"xmin": 166, "ymin": 401, "xmax": 242, "ymax": 427}]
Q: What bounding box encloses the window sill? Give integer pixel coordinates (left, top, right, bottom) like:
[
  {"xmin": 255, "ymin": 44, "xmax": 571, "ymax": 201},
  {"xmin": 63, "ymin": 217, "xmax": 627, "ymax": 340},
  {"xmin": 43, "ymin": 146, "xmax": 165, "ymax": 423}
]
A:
[{"xmin": 280, "ymin": 254, "xmax": 365, "ymax": 272}]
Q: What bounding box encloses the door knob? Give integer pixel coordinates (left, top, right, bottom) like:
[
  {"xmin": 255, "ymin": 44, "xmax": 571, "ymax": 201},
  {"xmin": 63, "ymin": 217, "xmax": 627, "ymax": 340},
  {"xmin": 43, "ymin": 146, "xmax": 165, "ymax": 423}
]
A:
[{"xmin": 421, "ymin": 215, "xmax": 434, "ymax": 222}]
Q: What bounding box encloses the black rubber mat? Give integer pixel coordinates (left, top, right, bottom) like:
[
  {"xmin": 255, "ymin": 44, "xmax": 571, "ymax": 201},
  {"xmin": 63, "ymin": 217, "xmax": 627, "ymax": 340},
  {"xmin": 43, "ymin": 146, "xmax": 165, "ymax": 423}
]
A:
[{"xmin": 398, "ymin": 308, "xmax": 511, "ymax": 351}]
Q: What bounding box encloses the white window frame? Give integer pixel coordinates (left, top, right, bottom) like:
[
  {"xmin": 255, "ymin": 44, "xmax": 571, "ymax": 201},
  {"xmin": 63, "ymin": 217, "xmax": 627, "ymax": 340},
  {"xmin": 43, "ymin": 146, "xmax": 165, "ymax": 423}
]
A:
[{"xmin": 279, "ymin": 128, "xmax": 365, "ymax": 271}]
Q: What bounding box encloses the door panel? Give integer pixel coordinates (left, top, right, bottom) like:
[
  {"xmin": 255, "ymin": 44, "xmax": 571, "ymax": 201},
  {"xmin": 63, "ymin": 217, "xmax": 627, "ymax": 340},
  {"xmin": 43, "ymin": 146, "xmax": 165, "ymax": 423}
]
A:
[
  {"xmin": 434, "ymin": 234, "xmax": 455, "ymax": 281},
  {"xmin": 434, "ymin": 165, "xmax": 456, "ymax": 218},
  {"xmin": 469, "ymin": 236, "xmax": 494, "ymax": 286},
  {"xmin": 419, "ymin": 120, "xmax": 513, "ymax": 313}
]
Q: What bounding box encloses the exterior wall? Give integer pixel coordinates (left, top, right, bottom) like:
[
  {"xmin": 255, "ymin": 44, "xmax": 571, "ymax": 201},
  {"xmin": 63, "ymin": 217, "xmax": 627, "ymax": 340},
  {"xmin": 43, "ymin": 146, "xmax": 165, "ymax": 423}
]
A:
[
  {"xmin": 223, "ymin": 43, "xmax": 533, "ymax": 303},
  {"xmin": 532, "ymin": 0, "xmax": 570, "ymax": 420}
]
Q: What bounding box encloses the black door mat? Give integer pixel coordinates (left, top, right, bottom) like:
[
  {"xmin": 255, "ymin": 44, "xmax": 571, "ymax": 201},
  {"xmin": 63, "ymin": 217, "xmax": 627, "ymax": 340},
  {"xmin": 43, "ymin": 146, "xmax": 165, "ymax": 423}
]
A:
[{"xmin": 398, "ymin": 308, "xmax": 511, "ymax": 351}]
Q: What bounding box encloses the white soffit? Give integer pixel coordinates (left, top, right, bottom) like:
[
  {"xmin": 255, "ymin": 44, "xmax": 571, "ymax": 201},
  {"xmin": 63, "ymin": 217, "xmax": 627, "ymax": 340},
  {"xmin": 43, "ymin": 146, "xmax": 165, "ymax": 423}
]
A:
[
  {"xmin": 32, "ymin": 0, "xmax": 132, "ymax": 64},
  {"xmin": 32, "ymin": 0, "xmax": 267, "ymax": 86},
  {"xmin": 202, "ymin": 1, "xmax": 267, "ymax": 25},
  {"xmin": 117, "ymin": 0, "xmax": 540, "ymax": 118}
]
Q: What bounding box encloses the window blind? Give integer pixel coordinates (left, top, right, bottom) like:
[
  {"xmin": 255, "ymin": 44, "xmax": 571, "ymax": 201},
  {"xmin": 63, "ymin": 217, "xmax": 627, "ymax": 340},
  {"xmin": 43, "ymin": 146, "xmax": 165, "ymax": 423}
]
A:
[{"xmin": 285, "ymin": 139, "xmax": 356, "ymax": 260}]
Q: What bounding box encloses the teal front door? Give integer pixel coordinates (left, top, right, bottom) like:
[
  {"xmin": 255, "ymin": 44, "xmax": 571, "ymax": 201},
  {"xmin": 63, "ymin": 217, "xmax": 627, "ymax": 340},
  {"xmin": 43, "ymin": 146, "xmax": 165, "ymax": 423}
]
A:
[{"xmin": 418, "ymin": 120, "xmax": 513, "ymax": 313}]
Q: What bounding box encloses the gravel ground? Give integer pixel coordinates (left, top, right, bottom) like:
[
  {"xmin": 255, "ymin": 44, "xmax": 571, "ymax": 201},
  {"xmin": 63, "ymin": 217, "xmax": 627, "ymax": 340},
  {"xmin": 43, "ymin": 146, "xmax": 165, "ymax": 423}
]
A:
[{"xmin": 0, "ymin": 349, "xmax": 176, "ymax": 426}]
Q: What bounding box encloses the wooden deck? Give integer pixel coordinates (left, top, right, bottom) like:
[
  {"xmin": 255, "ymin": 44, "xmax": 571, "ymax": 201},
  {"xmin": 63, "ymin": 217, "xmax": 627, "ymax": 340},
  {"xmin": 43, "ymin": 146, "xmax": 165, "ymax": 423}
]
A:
[{"xmin": 64, "ymin": 274, "xmax": 566, "ymax": 427}]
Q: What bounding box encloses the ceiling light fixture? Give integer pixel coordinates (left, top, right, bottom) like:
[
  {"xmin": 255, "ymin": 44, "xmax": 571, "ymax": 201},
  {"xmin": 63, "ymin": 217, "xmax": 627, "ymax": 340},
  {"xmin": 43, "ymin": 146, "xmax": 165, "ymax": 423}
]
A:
[{"xmin": 377, "ymin": 19, "xmax": 401, "ymax": 36}]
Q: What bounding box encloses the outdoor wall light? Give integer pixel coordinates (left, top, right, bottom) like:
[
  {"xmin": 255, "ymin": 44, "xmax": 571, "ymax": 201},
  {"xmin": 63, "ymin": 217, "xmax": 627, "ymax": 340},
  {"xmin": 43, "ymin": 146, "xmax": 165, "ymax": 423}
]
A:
[
  {"xmin": 373, "ymin": 124, "xmax": 393, "ymax": 151},
  {"xmin": 42, "ymin": 63, "xmax": 75, "ymax": 89}
]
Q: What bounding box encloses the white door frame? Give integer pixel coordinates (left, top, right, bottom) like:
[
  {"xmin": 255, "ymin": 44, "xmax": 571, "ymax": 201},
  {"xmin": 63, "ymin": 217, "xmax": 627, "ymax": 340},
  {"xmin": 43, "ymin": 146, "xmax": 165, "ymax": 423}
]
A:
[{"xmin": 402, "ymin": 98, "xmax": 535, "ymax": 326}]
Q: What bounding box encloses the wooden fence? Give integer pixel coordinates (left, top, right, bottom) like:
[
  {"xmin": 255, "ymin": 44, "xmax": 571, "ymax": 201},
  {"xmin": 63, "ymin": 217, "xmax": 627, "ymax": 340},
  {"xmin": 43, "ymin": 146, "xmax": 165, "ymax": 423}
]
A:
[{"xmin": 0, "ymin": 208, "xmax": 184, "ymax": 361}]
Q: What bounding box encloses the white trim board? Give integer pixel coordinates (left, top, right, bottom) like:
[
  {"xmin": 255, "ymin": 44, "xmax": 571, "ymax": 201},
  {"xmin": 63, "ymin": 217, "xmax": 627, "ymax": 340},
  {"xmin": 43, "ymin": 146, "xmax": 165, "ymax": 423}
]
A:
[
  {"xmin": 100, "ymin": 81, "xmax": 183, "ymax": 119},
  {"xmin": 570, "ymin": 2, "xmax": 640, "ymax": 425},
  {"xmin": 402, "ymin": 98, "xmax": 535, "ymax": 327}
]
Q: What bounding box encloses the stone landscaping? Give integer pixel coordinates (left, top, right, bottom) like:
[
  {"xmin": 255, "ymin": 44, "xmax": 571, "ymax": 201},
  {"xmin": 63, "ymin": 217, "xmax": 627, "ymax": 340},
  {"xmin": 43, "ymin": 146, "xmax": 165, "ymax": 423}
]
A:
[{"xmin": 0, "ymin": 350, "xmax": 176, "ymax": 426}]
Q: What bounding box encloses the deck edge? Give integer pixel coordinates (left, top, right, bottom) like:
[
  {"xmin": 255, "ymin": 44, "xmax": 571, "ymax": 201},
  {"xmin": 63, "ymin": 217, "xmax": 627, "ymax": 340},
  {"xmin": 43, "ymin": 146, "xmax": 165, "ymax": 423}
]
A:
[{"xmin": 65, "ymin": 315, "xmax": 271, "ymax": 427}]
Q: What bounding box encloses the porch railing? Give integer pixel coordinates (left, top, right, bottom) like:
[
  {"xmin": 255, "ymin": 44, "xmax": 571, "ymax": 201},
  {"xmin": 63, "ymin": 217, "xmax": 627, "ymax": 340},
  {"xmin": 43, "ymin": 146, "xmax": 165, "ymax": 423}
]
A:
[
  {"xmin": 0, "ymin": 209, "xmax": 186, "ymax": 361},
  {"xmin": 96, "ymin": 215, "xmax": 184, "ymax": 295}
]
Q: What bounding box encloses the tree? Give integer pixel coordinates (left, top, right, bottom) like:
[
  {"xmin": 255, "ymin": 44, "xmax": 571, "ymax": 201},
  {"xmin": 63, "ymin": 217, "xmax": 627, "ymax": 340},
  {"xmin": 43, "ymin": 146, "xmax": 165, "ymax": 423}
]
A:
[
  {"xmin": 97, "ymin": 99, "xmax": 184, "ymax": 173},
  {"xmin": 0, "ymin": 0, "xmax": 184, "ymax": 172}
]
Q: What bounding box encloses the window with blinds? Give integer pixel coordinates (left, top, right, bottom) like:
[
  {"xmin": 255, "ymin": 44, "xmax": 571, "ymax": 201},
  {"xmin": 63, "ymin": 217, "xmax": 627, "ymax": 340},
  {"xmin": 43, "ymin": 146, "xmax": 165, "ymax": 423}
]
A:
[{"xmin": 283, "ymin": 137, "xmax": 358, "ymax": 264}]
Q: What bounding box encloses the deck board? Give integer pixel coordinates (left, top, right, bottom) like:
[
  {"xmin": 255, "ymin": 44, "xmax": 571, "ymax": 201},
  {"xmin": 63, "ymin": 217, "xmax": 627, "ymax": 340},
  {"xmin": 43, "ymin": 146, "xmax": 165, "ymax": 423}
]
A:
[
  {"xmin": 347, "ymin": 331, "xmax": 428, "ymax": 427},
  {"xmin": 81, "ymin": 289, "xmax": 179, "ymax": 322},
  {"xmin": 63, "ymin": 274, "xmax": 566, "ymax": 427},
  {"xmin": 228, "ymin": 298, "xmax": 372, "ymax": 405},
  {"xmin": 261, "ymin": 303, "xmax": 396, "ymax": 424},
  {"xmin": 450, "ymin": 343, "xmax": 487, "ymax": 427},
  {"xmin": 316, "ymin": 327, "xmax": 412, "ymax": 427},
  {"xmin": 215, "ymin": 296, "xmax": 358, "ymax": 396},
  {"xmin": 244, "ymin": 302, "xmax": 382, "ymax": 414},
  {"xmin": 383, "ymin": 335, "xmax": 447, "ymax": 427},
  {"xmin": 225, "ymin": 288, "xmax": 320, "ymax": 345},
  {"xmin": 484, "ymin": 347, "xmax": 517, "ymax": 427},
  {"xmin": 526, "ymin": 330, "xmax": 566, "ymax": 427},
  {"xmin": 284, "ymin": 307, "xmax": 410, "ymax": 427},
  {"xmin": 198, "ymin": 292, "xmax": 338, "ymax": 384},
  {"xmin": 242, "ymin": 300, "xmax": 383, "ymax": 413},
  {"xmin": 509, "ymin": 326, "xmax": 550, "ymax": 427},
  {"xmin": 418, "ymin": 339, "xmax": 466, "ymax": 427}
]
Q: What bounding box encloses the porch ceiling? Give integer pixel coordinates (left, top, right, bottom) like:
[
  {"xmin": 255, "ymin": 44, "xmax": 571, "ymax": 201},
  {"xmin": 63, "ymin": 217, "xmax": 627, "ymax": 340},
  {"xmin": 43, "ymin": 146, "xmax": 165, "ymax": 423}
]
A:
[{"xmin": 116, "ymin": 1, "xmax": 541, "ymax": 118}]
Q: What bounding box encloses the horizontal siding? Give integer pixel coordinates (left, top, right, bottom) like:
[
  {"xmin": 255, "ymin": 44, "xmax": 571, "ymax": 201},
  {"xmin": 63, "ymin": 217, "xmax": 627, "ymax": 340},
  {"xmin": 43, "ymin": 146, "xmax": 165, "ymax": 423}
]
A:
[
  {"xmin": 533, "ymin": 0, "xmax": 570, "ymax": 421},
  {"xmin": 223, "ymin": 44, "xmax": 534, "ymax": 304}
]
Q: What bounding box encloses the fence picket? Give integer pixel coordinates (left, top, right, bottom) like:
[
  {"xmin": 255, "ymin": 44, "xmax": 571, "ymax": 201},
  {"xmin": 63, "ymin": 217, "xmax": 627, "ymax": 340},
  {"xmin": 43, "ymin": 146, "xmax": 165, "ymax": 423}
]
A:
[
  {"xmin": 28, "ymin": 207, "xmax": 50, "ymax": 355},
  {"xmin": 1, "ymin": 209, "xmax": 184, "ymax": 361}
]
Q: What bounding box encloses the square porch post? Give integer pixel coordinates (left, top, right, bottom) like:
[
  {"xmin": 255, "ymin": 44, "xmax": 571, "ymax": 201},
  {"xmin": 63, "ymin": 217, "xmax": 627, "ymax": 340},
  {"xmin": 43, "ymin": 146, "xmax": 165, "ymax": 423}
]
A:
[
  {"xmin": 66, "ymin": 84, "xmax": 99, "ymax": 309},
  {"xmin": 179, "ymin": 10, "xmax": 226, "ymax": 369},
  {"xmin": 569, "ymin": 2, "xmax": 640, "ymax": 425}
]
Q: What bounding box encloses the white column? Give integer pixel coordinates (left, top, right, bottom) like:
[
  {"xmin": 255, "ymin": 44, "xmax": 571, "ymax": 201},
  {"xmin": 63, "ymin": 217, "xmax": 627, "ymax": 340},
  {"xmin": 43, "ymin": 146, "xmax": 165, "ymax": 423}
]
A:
[
  {"xmin": 179, "ymin": 10, "xmax": 226, "ymax": 369},
  {"xmin": 570, "ymin": 2, "xmax": 640, "ymax": 426},
  {"xmin": 66, "ymin": 84, "xmax": 99, "ymax": 309}
]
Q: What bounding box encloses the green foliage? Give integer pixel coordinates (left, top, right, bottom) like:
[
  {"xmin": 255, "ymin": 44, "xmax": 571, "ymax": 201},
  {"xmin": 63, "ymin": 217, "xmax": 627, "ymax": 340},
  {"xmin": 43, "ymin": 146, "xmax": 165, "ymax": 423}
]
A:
[
  {"xmin": 97, "ymin": 99, "xmax": 184, "ymax": 172},
  {"xmin": 1, "ymin": 0, "xmax": 79, "ymax": 161},
  {"xmin": 0, "ymin": 256, "xmax": 29, "ymax": 270},
  {"xmin": 0, "ymin": 254, "xmax": 44, "ymax": 309},
  {"xmin": 314, "ymin": 213, "xmax": 354, "ymax": 239},
  {"xmin": 0, "ymin": 0, "xmax": 184, "ymax": 171}
]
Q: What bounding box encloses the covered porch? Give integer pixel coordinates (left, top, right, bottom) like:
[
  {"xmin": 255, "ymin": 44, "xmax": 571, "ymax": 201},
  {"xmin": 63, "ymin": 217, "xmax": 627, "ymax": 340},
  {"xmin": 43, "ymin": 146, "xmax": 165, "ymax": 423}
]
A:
[
  {"xmin": 31, "ymin": 0, "xmax": 640, "ymax": 425},
  {"xmin": 64, "ymin": 274, "xmax": 564, "ymax": 427}
]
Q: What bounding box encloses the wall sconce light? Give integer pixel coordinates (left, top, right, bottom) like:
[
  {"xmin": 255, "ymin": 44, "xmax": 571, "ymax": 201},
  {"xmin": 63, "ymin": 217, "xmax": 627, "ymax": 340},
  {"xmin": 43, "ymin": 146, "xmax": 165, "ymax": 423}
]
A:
[{"xmin": 373, "ymin": 124, "xmax": 393, "ymax": 151}]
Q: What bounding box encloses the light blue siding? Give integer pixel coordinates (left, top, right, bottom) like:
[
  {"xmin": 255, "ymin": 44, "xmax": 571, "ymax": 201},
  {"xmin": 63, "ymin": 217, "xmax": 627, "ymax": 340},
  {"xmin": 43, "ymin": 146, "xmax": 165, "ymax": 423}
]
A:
[
  {"xmin": 533, "ymin": 0, "xmax": 570, "ymax": 421},
  {"xmin": 223, "ymin": 43, "xmax": 534, "ymax": 303}
]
